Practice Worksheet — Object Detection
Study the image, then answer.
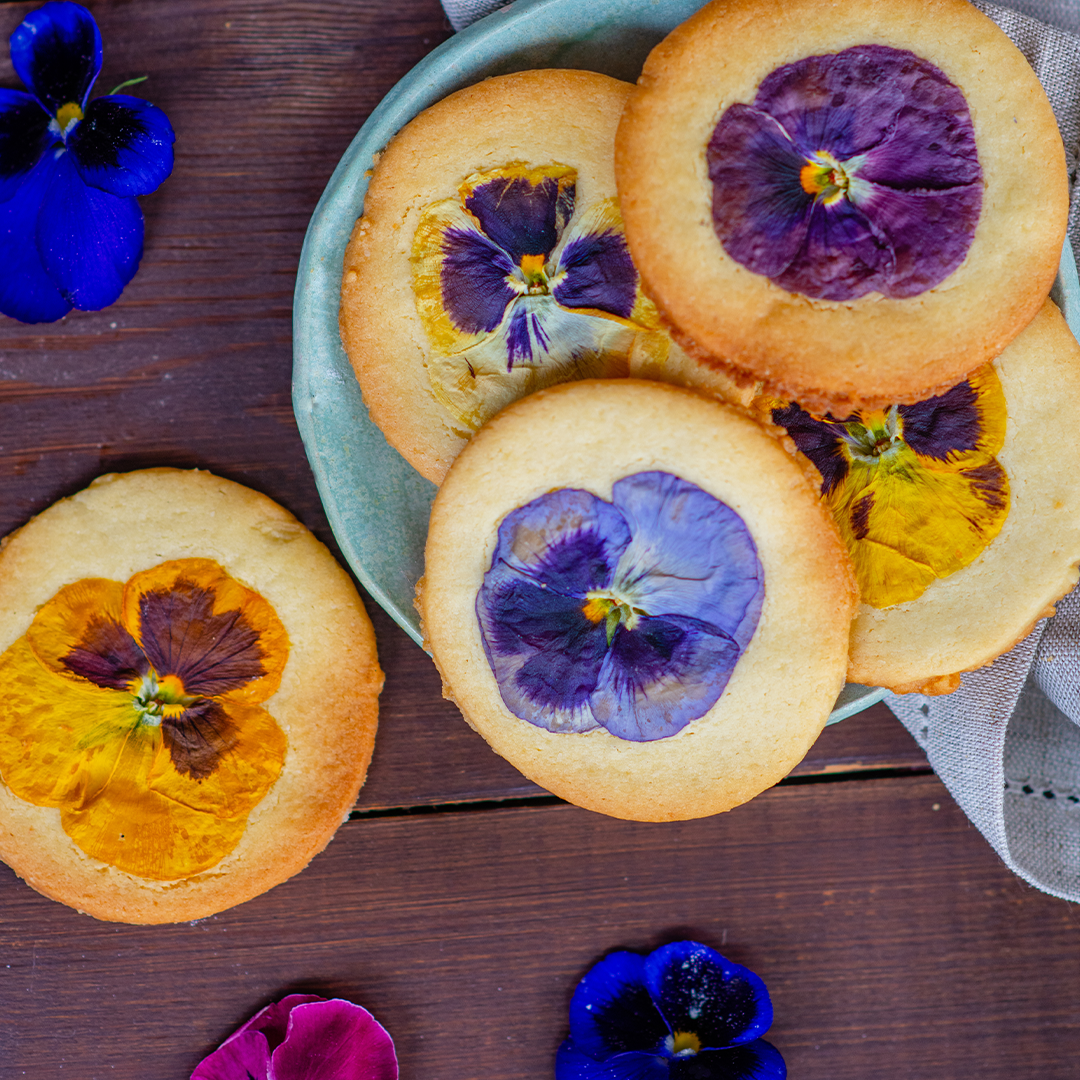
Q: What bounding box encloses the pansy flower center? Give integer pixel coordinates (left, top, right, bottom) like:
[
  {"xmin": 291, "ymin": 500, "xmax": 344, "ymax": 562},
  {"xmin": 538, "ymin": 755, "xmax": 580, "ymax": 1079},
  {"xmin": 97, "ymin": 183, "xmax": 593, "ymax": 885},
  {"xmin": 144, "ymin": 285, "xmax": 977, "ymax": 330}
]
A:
[
  {"xmin": 518, "ymin": 252, "xmax": 550, "ymax": 294},
  {"xmin": 582, "ymin": 590, "xmax": 646, "ymax": 644},
  {"xmin": 667, "ymin": 1031, "xmax": 702, "ymax": 1057},
  {"xmin": 799, "ymin": 151, "xmax": 850, "ymax": 204},
  {"xmin": 840, "ymin": 405, "xmax": 902, "ymax": 462},
  {"xmin": 50, "ymin": 101, "xmax": 84, "ymax": 139},
  {"xmin": 131, "ymin": 670, "xmax": 197, "ymax": 723}
]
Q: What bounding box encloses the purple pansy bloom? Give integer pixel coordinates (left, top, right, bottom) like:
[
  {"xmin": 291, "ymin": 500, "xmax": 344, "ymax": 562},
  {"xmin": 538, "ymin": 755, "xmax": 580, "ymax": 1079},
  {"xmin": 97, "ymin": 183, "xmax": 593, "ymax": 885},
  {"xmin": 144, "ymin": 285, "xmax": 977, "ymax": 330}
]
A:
[
  {"xmin": 556, "ymin": 941, "xmax": 785, "ymax": 1080},
  {"xmin": 0, "ymin": 1, "xmax": 175, "ymax": 323},
  {"xmin": 191, "ymin": 994, "xmax": 398, "ymax": 1080},
  {"xmin": 708, "ymin": 45, "xmax": 981, "ymax": 301},
  {"xmin": 476, "ymin": 471, "xmax": 764, "ymax": 741}
]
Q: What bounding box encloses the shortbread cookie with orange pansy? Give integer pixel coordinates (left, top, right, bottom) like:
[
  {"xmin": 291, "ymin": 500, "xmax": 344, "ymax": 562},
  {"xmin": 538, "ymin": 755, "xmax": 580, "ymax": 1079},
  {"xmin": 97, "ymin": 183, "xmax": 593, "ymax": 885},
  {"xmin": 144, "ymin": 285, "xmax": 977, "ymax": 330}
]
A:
[
  {"xmin": 0, "ymin": 469, "xmax": 382, "ymax": 923},
  {"xmin": 764, "ymin": 299, "xmax": 1080, "ymax": 694},
  {"xmin": 615, "ymin": 0, "xmax": 1068, "ymax": 413},
  {"xmin": 341, "ymin": 69, "xmax": 685, "ymax": 484},
  {"xmin": 419, "ymin": 379, "xmax": 857, "ymax": 821}
]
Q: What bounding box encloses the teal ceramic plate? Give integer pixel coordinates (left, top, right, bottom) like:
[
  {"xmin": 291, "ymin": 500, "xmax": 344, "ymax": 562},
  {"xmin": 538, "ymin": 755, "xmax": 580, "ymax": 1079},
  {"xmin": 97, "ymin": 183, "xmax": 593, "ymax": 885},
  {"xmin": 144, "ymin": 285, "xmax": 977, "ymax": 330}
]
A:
[{"xmin": 292, "ymin": 0, "xmax": 1079, "ymax": 726}]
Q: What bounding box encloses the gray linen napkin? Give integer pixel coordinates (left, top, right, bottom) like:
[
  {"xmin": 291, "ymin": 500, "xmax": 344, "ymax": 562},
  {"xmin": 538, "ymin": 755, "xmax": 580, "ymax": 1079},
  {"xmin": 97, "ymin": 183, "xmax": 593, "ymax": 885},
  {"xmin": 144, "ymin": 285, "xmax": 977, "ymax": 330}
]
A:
[{"xmin": 434, "ymin": 0, "xmax": 1080, "ymax": 900}]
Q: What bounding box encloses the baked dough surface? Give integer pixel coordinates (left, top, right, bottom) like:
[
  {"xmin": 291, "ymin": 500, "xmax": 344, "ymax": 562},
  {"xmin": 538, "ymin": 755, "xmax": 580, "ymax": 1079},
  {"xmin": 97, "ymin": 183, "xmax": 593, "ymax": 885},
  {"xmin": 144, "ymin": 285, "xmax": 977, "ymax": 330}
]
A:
[
  {"xmin": 0, "ymin": 469, "xmax": 382, "ymax": 923},
  {"xmin": 341, "ymin": 69, "xmax": 637, "ymax": 484},
  {"xmin": 615, "ymin": 0, "xmax": 1068, "ymax": 413},
  {"xmin": 420, "ymin": 380, "xmax": 856, "ymax": 821},
  {"xmin": 848, "ymin": 300, "xmax": 1080, "ymax": 691}
]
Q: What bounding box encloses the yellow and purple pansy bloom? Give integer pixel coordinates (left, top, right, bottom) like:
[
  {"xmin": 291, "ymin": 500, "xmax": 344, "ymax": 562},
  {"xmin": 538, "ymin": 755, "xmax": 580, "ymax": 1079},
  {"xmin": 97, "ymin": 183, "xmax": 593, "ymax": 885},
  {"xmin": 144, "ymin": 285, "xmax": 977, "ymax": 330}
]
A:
[
  {"xmin": 412, "ymin": 162, "xmax": 668, "ymax": 431},
  {"xmin": 0, "ymin": 559, "xmax": 288, "ymax": 879},
  {"xmin": 771, "ymin": 365, "xmax": 1009, "ymax": 608},
  {"xmin": 0, "ymin": 1, "xmax": 175, "ymax": 322},
  {"xmin": 477, "ymin": 471, "xmax": 764, "ymax": 741},
  {"xmin": 191, "ymin": 994, "xmax": 399, "ymax": 1080},
  {"xmin": 708, "ymin": 45, "xmax": 981, "ymax": 301},
  {"xmin": 556, "ymin": 941, "xmax": 785, "ymax": 1080}
]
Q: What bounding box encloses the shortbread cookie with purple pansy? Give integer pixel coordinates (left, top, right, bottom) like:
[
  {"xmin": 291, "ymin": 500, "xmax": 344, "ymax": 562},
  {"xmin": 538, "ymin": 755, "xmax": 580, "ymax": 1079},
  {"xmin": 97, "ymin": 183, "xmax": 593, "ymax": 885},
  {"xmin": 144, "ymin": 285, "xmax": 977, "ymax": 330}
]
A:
[
  {"xmin": 419, "ymin": 380, "xmax": 857, "ymax": 821},
  {"xmin": 616, "ymin": 0, "xmax": 1068, "ymax": 414},
  {"xmin": 341, "ymin": 70, "xmax": 685, "ymax": 484},
  {"xmin": 765, "ymin": 299, "xmax": 1080, "ymax": 694}
]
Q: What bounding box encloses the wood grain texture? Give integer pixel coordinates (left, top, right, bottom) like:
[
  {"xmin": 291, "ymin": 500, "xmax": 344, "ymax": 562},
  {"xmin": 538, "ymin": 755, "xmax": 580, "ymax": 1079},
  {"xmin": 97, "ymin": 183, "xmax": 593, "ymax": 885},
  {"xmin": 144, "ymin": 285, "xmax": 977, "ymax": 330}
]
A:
[{"xmin": 3, "ymin": 776, "xmax": 1079, "ymax": 1079}]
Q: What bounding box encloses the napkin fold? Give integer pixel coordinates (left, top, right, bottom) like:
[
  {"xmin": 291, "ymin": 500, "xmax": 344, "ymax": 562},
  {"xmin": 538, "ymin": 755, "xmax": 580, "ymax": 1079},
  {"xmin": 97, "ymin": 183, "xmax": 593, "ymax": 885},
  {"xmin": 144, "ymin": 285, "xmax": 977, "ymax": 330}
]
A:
[{"xmin": 436, "ymin": 0, "xmax": 1080, "ymax": 900}]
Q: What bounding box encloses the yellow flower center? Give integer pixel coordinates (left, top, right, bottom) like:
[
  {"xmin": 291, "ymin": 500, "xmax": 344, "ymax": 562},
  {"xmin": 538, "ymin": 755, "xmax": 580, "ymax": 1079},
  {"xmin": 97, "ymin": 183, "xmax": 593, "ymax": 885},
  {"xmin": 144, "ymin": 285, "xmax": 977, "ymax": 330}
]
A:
[
  {"xmin": 582, "ymin": 591, "xmax": 644, "ymax": 645},
  {"xmin": 131, "ymin": 671, "xmax": 196, "ymax": 722},
  {"xmin": 841, "ymin": 405, "xmax": 903, "ymax": 462},
  {"xmin": 54, "ymin": 101, "xmax": 84, "ymax": 137},
  {"xmin": 519, "ymin": 253, "xmax": 549, "ymax": 294},
  {"xmin": 668, "ymin": 1031, "xmax": 702, "ymax": 1057},
  {"xmin": 800, "ymin": 150, "xmax": 849, "ymax": 205}
]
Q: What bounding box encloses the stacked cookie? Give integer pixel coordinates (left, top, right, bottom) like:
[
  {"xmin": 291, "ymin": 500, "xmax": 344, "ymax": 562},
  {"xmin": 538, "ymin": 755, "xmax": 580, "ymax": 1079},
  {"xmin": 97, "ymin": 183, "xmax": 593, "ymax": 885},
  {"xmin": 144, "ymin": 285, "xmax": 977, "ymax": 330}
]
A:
[{"xmin": 341, "ymin": 0, "xmax": 1080, "ymax": 820}]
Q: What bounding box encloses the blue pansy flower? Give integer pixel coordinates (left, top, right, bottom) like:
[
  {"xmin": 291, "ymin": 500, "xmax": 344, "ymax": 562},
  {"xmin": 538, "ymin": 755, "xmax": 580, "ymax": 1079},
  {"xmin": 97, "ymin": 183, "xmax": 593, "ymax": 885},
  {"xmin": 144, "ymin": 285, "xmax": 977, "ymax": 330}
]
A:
[
  {"xmin": 476, "ymin": 471, "xmax": 764, "ymax": 742},
  {"xmin": 556, "ymin": 941, "xmax": 786, "ymax": 1080},
  {"xmin": 0, "ymin": 1, "xmax": 175, "ymax": 322}
]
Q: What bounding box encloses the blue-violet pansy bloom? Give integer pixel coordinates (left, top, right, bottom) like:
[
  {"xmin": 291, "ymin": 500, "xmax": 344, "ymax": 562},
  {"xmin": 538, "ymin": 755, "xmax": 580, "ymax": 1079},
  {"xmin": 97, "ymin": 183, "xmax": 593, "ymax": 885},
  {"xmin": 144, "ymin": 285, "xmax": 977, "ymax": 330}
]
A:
[
  {"xmin": 412, "ymin": 163, "xmax": 671, "ymax": 432},
  {"xmin": 0, "ymin": 1, "xmax": 175, "ymax": 323},
  {"xmin": 190, "ymin": 993, "xmax": 399, "ymax": 1080},
  {"xmin": 556, "ymin": 940, "xmax": 785, "ymax": 1080},
  {"xmin": 708, "ymin": 45, "xmax": 981, "ymax": 302},
  {"xmin": 476, "ymin": 471, "xmax": 764, "ymax": 741}
]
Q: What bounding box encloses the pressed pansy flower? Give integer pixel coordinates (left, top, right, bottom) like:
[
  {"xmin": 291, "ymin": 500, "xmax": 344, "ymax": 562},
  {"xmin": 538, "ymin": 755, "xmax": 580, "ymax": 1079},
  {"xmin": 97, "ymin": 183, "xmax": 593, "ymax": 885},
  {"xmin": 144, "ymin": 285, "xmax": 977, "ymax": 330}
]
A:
[
  {"xmin": 0, "ymin": 1, "xmax": 175, "ymax": 323},
  {"xmin": 191, "ymin": 994, "xmax": 398, "ymax": 1080},
  {"xmin": 412, "ymin": 162, "xmax": 669, "ymax": 431},
  {"xmin": 770, "ymin": 364, "xmax": 1009, "ymax": 608},
  {"xmin": 707, "ymin": 45, "xmax": 981, "ymax": 301},
  {"xmin": 556, "ymin": 941, "xmax": 785, "ymax": 1080},
  {"xmin": 476, "ymin": 471, "xmax": 764, "ymax": 741},
  {"xmin": 0, "ymin": 559, "xmax": 288, "ymax": 879}
]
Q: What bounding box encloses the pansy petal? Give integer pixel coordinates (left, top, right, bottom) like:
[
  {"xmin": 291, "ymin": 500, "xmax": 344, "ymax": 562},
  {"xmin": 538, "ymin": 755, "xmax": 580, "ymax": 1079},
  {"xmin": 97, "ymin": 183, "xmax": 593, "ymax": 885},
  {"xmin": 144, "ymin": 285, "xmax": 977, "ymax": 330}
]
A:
[
  {"xmin": 36, "ymin": 148, "xmax": 143, "ymax": 310},
  {"xmin": 556, "ymin": 1044, "xmax": 670, "ymax": 1080},
  {"xmin": 567, "ymin": 951, "xmax": 670, "ymax": 1059},
  {"xmin": 25, "ymin": 576, "xmax": 146, "ymax": 688},
  {"xmin": 230, "ymin": 994, "xmax": 326, "ymax": 1053},
  {"xmin": 769, "ymin": 404, "xmax": 849, "ymax": 494},
  {"xmin": 10, "ymin": 1, "xmax": 102, "ymax": 115},
  {"xmin": 551, "ymin": 200, "xmax": 637, "ymax": 318},
  {"xmin": 644, "ymin": 942, "xmax": 773, "ymax": 1049},
  {"xmin": 0, "ymin": 152, "xmax": 71, "ymax": 323},
  {"xmin": 609, "ymin": 472, "xmax": 763, "ymax": 651},
  {"xmin": 61, "ymin": 723, "xmax": 251, "ymax": 878},
  {"xmin": 670, "ymin": 1041, "xmax": 786, "ymax": 1080},
  {"xmin": 271, "ymin": 999, "xmax": 398, "ymax": 1080},
  {"xmin": 0, "ymin": 636, "xmax": 136, "ymax": 807},
  {"xmin": 69, "ymin": 94, "xmax": 175, "ymax": 197},
  {"xmin": 146, "ymin": 698, "xmax": 286, "ymax": 814},
  {"xmin": 190, "ymin": 1029, "xmax": 272, "ymax": 1080},
  {"xmin": 461, "ymin": 163, "xmax": 575, "ymax": 264},
  {"xmin": 707, "ymin": 106, "xmax": 811, "ymax": 279},
  {"xmin": 0, "ymin": 89, "xmax": 52, "ymax": 203},
  {"xmin": 592, "ymin": 615, "xmax": 740, "ymax": 741},
  {"xmin": 123, "ymin": 559, "xmax": 288, "ymax": 701}
]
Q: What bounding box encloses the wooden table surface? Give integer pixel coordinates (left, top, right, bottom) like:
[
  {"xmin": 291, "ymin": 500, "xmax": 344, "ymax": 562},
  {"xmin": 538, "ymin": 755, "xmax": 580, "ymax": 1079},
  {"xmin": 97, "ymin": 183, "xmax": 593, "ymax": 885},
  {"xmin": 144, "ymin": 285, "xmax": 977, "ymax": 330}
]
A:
[{"xmin": 2, "ymin": 1, "xmax": 1079, "ymax": 1077}]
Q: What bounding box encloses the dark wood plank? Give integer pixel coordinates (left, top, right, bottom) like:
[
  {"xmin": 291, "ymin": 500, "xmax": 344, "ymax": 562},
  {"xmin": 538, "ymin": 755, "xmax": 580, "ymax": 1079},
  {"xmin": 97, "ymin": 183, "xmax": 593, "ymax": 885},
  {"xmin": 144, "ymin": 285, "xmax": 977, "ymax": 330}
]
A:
[{"xmin": 2, "ymin": 774, "xmax": 1077, "ymax": 1079}]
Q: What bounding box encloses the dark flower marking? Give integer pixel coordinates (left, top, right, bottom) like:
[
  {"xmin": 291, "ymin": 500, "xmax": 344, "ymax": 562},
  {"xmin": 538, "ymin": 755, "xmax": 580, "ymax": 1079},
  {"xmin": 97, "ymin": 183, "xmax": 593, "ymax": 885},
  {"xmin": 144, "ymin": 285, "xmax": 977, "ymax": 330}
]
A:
[
  {"xmin": 897, "ymin": 380, "xmax": 981, "ymax": 460},
  {"xmin": 849, "ymin": 492, "xmax": 873, "ymax": 541},
  {"xmin": 556, "ymin": 941, "xmax": 785, "ymax": 1080},
  {"xmin": 477, "ymin": 472, "xmax": 764, "ymax": 741},
  {"xmin": 961, "ymin": 460, "xmax": 1010, "ymax": 512},
  {"xmin": 61, "ymin": 575, "xmax": 265, "ymax": 778},
  {"xmin": 439, "ymin": 228, "xmax": 517, "ymax": 334},
  {"xmin": 708, "ymin": 45, "xmax": 981, "ymax": 301},
  {"xmin": 552, "ymin": 229, "xmax": 638, "ymax": 317}
]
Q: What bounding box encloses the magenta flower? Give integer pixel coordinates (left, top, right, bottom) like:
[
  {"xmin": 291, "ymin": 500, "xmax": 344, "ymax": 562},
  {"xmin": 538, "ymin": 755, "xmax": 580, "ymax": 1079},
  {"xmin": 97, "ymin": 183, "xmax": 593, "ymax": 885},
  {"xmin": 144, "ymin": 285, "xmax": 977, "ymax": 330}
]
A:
[{"xmin": 191, "ymin": 995, "xmax": 398, "ymax": 1080}]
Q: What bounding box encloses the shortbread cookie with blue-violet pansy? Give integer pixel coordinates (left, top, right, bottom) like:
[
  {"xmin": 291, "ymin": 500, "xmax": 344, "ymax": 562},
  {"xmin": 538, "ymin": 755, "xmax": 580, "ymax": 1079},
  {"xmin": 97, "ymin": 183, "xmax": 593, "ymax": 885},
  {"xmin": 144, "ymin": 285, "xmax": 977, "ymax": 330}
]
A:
[
  {"xmin": 340, "ymin": 69, "xmax": 686, "ymax": 484},
  {"xmin": 766, "ymin": 299, "xmax": 1080, "ymax": 694},
  {"xmin": 418, "ymin": 380, "xmax": 857, "ymax": 821},
  {"xmin": 615, "ymin": 0, "xmax": 1068, "ymax": 414},
  {"xmin": 0, "ymin": 470, "xmax": 382, "ymax": 923}
]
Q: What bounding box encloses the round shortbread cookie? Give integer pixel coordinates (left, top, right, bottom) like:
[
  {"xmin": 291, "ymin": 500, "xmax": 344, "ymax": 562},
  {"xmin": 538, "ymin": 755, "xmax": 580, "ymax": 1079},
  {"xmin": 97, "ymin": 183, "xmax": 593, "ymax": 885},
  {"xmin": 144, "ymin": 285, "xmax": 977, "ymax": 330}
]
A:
[
  {"xmin": 341, "ymin": 69, "xmax": 679, "ymax": 485},
  {"xmin": 842, "ymin": 300, "xmax": 1080, "ymax": 692},
  {"xmin": 615, "ymin": 0, "xmax": 1068, "ymax": 414},
  {"xmin": 0, "ymin": 469, "xmax": 382, "ymax": 923},
  {"xmin": 419, "ymin": 379, "xmax": 857, "ymax": 821}
]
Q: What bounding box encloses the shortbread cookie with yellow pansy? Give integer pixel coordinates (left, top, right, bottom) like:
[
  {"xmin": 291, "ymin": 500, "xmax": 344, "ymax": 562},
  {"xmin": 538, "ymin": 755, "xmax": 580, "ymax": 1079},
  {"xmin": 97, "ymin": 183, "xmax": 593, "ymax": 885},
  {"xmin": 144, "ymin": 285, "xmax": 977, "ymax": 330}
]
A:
[
  {"xmin": 764, "ymin": 299, "xmax": 1080, "ymax": 694},
  {"xmin": 340, "ymin": 69, "xmax": 683, "ymax": 484},
  {"xmin": 419, "ymin": 379, "xmax": 857, "ymax": 821},
  {"xmin": 616, "ymin": 0, "xmax": 1068, "ymax": 413},
  {"xmin": 0, "ymin": 469, "xmax": 382, "ymax": 923}
]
